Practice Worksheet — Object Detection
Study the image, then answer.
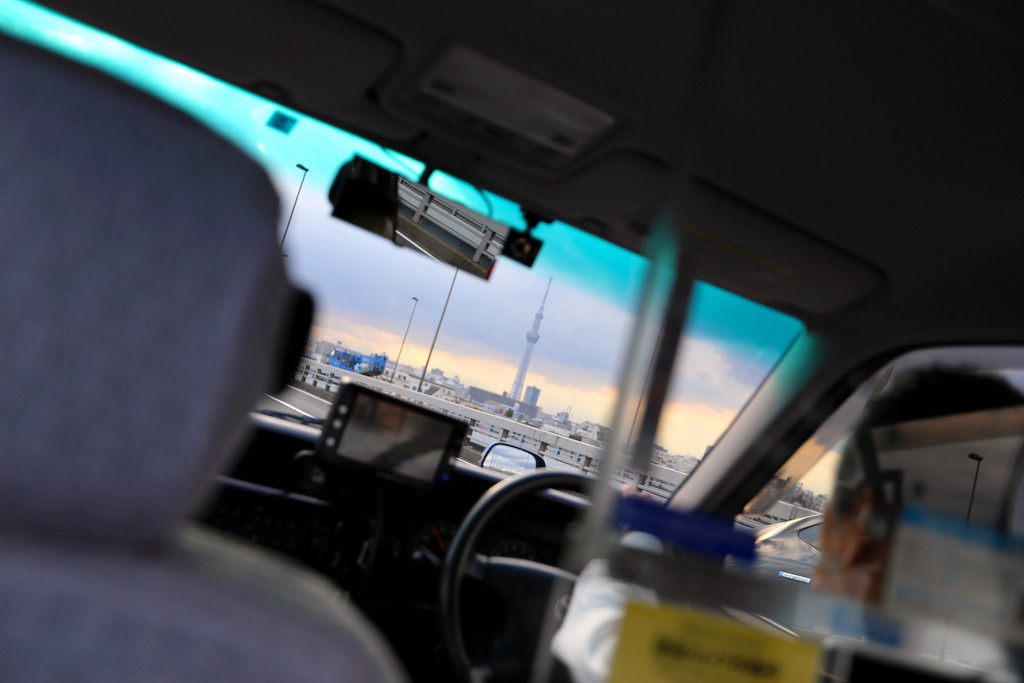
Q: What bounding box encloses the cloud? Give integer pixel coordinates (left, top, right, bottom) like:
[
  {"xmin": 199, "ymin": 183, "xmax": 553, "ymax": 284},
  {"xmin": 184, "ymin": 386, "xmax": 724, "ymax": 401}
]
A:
[
  {"xmin": 310, "ymin": 320, "xmax": 400, "ymax": 356},
  {"xmin": 670, "ymin": 336, "xmax": 767, "ymax": 410},
  {"xmin": 657, "ymin": 401, "xmax": 739, "ymax": 459}
]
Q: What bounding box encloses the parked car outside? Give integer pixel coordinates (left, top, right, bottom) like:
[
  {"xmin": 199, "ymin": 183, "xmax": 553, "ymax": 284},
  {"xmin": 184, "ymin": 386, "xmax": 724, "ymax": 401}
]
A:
[{"xmin": 730, "ymin": 514, "xmax": 823, "ymax": 586}]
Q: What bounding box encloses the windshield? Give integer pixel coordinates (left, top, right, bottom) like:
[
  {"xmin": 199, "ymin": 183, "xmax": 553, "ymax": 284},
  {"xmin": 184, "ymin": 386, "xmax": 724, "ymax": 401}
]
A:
[{"xmin": 1, "ymin": 0, "xmax": 803, "ymax": 492}]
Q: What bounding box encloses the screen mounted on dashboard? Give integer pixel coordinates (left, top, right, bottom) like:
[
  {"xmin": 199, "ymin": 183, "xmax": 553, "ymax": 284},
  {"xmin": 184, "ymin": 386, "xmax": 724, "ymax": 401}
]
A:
[{"xmin": 315, "ymin": 383, "xmax": 468, "ymax": 487}]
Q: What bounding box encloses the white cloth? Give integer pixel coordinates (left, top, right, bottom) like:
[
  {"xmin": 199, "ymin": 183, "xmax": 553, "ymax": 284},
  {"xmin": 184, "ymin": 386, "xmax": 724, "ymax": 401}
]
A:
[{"xmin": 551, "ymin": 533, "xmax": 663, "ymax": 683}]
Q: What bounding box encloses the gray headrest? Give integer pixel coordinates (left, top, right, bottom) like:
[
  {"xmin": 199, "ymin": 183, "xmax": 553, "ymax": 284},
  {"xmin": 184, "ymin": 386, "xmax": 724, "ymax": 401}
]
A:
[{"xmin": 0, "ymin": 34, "xmax": 294, "ymax": 545}]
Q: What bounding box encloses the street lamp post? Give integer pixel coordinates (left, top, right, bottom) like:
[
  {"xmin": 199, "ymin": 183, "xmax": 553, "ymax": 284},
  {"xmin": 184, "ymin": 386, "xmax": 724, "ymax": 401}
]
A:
[
  {"xmin": 391, "ymin": 297, "xmax": 419, "ymax": 383},
  {"xmin": 280, "ymin": 163, "xmax": 310, "ymax": 254},
  {"xmin": 940, "ymin": 450, "xmax": 985, "ymax": 663},
  {"xmin": 417, "ymin": 269, "xmax": 459, "ymax": 392},
  {"xmin": 966, "ymin": 452, "xmax": 983, "ymax": 523}
]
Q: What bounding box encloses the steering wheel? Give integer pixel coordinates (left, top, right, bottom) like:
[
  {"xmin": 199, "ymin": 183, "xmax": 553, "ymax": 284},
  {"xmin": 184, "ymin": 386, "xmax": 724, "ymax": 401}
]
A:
[{"xmin": 439, "ymin": 470, "xmax": 591, "ymax": 683}]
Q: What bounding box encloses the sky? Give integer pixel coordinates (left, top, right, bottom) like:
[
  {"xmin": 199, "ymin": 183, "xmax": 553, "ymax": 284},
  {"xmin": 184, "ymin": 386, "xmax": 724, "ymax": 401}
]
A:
[{"xmin": 1, "ymin": 0, "xmax": 804, "ymax": 459}]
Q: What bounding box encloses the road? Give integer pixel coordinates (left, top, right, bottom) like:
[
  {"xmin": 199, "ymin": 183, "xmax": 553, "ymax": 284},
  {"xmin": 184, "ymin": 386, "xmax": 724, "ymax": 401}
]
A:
[{"xmin": 256, "ymin": 383, "xmax": 333, "ymax": 421}]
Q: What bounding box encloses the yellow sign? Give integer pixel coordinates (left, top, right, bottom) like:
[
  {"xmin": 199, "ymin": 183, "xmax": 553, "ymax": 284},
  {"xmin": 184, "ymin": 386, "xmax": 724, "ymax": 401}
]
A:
[{"xmin": 608, "ymin": 601, "xmax": 820, "ymax": 683}]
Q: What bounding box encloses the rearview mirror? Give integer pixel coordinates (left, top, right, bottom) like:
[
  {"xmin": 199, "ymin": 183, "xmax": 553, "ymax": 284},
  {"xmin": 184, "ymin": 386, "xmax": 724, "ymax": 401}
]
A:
[
  {"xmin": 329, "ymin": 156, "xmax": 525, "ymax": 280},
  {"xmin": 480, "ymin": 442, "xmax": 546, "ymax": 476}
]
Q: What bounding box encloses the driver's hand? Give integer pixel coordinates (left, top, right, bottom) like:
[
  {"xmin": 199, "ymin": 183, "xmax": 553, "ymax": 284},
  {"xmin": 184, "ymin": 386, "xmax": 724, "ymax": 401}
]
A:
[{"xmin": 620, "ymin": 482, "xmax": 662, "ymax": 504}]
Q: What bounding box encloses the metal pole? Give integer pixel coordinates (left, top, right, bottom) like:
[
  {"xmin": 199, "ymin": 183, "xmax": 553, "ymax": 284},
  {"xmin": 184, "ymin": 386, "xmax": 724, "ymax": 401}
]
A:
[
  {"xmin": 941, "ymin": 453, "xmax": 982, "ymax": 664},
  {"xmin": 967, "ymin": 452, "xmax": 983, "ymax": 523},
  {"xmin": 280, "ymin": 163, "xmax": 309, "ymax": 253},
  {"xmin": 418, "ymin": 269, "xmax": 458, "ymax": 392},
  {"xmin": 391, "ymin": 297, "xmax": 419, "ymax": 382}
]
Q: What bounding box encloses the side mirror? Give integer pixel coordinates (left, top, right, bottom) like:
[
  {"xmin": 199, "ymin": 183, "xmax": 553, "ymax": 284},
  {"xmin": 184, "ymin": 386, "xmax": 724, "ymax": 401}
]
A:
[{"xmin": 480, "ymin": 442, "xmax": 545, "ymax": 476}]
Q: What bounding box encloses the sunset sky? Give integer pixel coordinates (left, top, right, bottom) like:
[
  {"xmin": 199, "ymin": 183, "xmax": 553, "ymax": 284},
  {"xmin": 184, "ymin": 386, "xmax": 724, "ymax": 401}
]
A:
[{"xmin": 2, "ymin": 0, "xmax": 804, "ymax": 459}]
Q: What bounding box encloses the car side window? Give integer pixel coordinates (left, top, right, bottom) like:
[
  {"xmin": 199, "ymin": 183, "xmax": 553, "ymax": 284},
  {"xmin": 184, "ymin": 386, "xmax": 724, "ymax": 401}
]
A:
[
  {"xmin": 797, "ymin": 523, "xmax": 823, "ymax": 550},
  {"xmin": 740, "ymin": 348, "xmax": 1024, "ymax": 609}
]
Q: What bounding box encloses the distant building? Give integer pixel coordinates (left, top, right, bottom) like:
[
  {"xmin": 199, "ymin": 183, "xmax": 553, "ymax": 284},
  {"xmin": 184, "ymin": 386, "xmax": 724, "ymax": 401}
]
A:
[
  {"xmin": 783, "ymin": 482, "xmax": 804, "ymax": 504},
  {"xmin": 515, "ymin": 403, "xmax": 542, "ymax": 420},
  {"xmin": 467, "ymin": 386, "xmax": 508, "ymax": 407},
  {"xmin": 655, "ymin": 453, "xmax": 684, "ymax": 470},
  {"xmin": 390, "ymin": 365, "xmax": 417, "ymax": 389},
  {"xmin": 482, "ymin": 400, "xmax": 506, "ymax": 415},
  {"xmin": 680, "ymin": 456, "xmax": 700, "ymax": 474},
  {"xmin": 575, "ymin": 421, "xmax": 607, "ymax": 444},
  {"xmin": 545, "ymin": 423, "xmax": 573, "ymax": 438},
  {"xmin": 524, "ymin": 385, "xmax": 541, "ymax": 406},
  {"xmin": 420, "ymin": 383, "xmax": 460, "ymax": 402}
]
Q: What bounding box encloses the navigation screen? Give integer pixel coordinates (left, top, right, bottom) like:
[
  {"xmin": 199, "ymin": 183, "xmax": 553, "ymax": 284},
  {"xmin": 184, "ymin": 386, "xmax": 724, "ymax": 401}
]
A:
[{"xmin": 318, "ymin": 386, "xmax": 465, "ymax": 486}]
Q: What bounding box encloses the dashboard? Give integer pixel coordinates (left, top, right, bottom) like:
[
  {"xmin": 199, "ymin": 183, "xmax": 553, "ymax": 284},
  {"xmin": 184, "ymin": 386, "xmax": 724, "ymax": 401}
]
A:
[{"xmin": 196, "ymin": 412, "xmax": 587, "ymax": 679}]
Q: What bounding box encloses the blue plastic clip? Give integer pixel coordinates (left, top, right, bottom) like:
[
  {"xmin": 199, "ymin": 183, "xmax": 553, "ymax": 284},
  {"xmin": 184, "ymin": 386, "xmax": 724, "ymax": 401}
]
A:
[{"xmin": 613, "ymin": 496, "xmax": 756, "ymax": 563}]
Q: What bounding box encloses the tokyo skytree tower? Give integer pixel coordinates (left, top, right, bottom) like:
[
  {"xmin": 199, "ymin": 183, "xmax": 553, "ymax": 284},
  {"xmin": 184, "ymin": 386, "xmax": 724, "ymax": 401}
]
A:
[{"xmin": 509, "ymin": 278, "xmax": 552, "ymax": 402}]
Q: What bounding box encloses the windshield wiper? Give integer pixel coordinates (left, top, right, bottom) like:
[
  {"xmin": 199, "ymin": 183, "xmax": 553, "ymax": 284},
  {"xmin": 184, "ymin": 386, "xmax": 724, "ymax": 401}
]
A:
[{"xmin": 256, "ymin": 409, "xmax": 324, "ymax": 427}]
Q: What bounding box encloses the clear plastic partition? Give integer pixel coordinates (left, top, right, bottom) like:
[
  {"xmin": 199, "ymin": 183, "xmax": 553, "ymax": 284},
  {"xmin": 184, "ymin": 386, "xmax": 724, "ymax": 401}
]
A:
[{"xmin": 547, "ymin": 347, "xmax": 1024, "ymax": 683}]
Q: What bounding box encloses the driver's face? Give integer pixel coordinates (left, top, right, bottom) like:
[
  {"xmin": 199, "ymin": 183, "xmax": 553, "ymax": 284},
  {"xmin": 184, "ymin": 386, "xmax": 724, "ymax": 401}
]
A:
[{"xmin": 813, "ymin": 488, "xmax": 891, "ymax": 603}]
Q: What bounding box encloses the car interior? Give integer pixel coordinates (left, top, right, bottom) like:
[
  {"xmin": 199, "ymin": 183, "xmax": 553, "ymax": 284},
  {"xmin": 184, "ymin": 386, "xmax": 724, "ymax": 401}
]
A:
[{"xmin": 3, "ymin": 1, "xmax": 1024, "ymax": 682}]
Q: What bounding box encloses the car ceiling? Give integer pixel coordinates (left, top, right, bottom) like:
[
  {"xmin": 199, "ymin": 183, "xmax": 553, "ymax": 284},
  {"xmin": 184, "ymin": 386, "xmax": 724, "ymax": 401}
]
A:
[{"xmin": 37, "ymin": 0, "xmax": 1024, "ymax": 347}]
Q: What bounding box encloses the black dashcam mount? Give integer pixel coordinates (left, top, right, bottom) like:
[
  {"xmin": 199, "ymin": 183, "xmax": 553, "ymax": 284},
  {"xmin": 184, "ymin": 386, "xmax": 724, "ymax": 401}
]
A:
[{"xmin": 501, "ymin": 209, "xmax": 546, "ymax": 267}]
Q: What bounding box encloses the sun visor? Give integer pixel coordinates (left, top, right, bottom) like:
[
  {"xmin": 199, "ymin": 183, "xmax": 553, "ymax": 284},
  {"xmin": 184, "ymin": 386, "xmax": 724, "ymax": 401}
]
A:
[
  {"xmin": 676, "ymin": 178, "xmax": 882, "ymax": 315},
  {"xmin": 40, "ymin": 0, "xmax": 415, "ymax": 140}
]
